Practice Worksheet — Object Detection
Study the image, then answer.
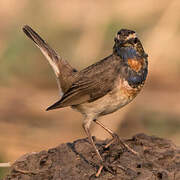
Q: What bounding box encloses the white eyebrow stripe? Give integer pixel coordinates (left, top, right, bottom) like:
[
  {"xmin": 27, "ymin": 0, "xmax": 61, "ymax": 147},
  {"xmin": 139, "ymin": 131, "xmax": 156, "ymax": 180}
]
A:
[
  {"xmin": 116, "ymin": 33, "xmax": 137, "ymax": 40},
  {"xmin": 126, "ymin": 33, "xmax": 137, "ymax": 40}
]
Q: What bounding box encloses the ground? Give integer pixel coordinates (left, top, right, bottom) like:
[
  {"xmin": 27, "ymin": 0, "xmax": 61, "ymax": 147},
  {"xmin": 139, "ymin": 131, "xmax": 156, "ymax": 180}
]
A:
[{"xmin": 3, "ymin": 133, "xmax": 180, "ymax": 180}]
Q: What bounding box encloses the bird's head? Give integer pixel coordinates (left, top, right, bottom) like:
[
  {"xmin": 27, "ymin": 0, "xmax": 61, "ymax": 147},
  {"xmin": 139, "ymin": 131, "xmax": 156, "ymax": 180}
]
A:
[
  {"xmin": 115, "ymin": 29, "xmax": 139, "ymax": 47},
  {"xmin": 113, "ymin": 29, "xmax": 147, "ymax": 58}
]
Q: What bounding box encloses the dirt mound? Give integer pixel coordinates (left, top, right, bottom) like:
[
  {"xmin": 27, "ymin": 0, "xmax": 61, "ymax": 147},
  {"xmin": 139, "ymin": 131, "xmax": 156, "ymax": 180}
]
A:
[{"xmin": 3, "ymin": 134, "xmax": 180, "ymax": 180}]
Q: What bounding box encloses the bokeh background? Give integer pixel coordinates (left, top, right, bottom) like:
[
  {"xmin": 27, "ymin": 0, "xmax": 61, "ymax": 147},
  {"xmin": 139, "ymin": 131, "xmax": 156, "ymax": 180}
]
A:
[{"xmin": 0, "ymin": 0, "xmax": 180, "ymax": 177}]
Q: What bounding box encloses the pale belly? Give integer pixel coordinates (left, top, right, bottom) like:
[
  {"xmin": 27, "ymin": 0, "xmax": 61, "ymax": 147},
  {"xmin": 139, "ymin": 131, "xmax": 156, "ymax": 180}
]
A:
[
  {"xmin": 73, "ymin": 84, "xmax": 137, "ymax": 119},
  {"xmin": 71, "ymin": 76, "xmax": 143, "ymax": 120}
]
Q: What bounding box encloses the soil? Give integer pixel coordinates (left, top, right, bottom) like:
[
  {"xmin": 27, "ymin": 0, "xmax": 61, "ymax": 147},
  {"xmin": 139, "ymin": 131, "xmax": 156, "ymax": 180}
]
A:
[{"xmin": 3, "ymin": 133, "xmax": 180, "ymax": 180}]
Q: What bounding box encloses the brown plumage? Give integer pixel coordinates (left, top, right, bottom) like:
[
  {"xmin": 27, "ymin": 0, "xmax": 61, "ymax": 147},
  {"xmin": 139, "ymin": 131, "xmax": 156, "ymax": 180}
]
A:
[{"xmin": 23, "ymin": 25, "xmax": 148, "ymax": 176}]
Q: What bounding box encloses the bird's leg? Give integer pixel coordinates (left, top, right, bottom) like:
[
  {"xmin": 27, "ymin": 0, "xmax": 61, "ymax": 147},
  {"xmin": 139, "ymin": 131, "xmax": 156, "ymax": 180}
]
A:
[
  {"xmin": 93, "ymin": 119, "xmax": 138, "ymax": 155},
  {"xmin": 83, "ymin": 118, "xmax": 115, "ymax": 177},
  {"xmin": 82, "ymin": 118, "xmax": 104, "ymax": 176},
  {"xmin": 83, "ymin": 119, "xmax": 103, "ymax": 162},
  {"xmin": 93, "ymin": 119, "xmax": 119, "ymax": 148}
]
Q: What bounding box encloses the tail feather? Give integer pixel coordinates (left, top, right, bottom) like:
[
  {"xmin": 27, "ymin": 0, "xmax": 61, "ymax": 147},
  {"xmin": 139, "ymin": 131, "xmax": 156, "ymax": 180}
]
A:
[{"xmin": 22, "ymin": 25, "xmax": 78, "ymax": 95}]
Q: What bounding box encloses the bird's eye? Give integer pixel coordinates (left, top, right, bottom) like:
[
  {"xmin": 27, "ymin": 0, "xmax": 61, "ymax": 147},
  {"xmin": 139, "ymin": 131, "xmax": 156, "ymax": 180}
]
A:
[{"xmin": 134, "ymin": 37, "xmax": 138, "ymax": 44}]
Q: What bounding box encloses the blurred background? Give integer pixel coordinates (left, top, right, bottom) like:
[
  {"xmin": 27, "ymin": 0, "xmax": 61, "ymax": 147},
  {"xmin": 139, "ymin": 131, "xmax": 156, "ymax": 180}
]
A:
[{"xmin": 0, "ymin": 0, "xmax": 180, "ymax": 177}]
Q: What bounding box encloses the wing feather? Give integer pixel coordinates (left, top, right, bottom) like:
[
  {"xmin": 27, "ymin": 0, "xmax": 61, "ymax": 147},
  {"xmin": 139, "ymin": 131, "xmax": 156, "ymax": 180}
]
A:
[{"xmin": 46, "ymin": 55, "xmax": 119, "ymax": 110}]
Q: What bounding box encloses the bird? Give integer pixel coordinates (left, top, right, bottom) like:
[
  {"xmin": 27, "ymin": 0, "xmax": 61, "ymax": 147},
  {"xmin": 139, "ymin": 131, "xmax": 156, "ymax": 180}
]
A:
[{"xmin": 22, "ymin": 25, "xmax": 148, "ymax": 176}]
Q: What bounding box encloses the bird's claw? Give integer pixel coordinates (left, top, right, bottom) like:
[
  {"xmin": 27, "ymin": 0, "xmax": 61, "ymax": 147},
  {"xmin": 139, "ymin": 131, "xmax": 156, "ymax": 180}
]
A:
[{"xmin": 95, "ymin": 161, "xmax": 116, "ymax": 177}]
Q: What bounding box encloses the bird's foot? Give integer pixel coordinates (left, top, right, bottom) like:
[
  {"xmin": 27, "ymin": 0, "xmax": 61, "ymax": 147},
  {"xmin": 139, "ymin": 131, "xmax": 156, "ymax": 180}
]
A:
[
  {"xmin": 95, "ymin": 161, "xmax": 116, "ymax": 177},
  {"xmin": 104, "ymin": 133, "xmax": 119, "ymax": 149},
  {"xmin": 96, "ymin": 165, "xmax": 103, "ymax": 177},
  {"xmin": 120, "ymin": 141, "xmax": 139, "ymax": 156},
  {"xmin": 104, "ymin": 133, "xmax": 139, "ymax": 156}
]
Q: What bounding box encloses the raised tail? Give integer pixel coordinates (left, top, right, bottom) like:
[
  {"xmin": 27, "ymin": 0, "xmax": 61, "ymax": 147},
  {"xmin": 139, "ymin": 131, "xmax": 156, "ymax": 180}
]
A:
[{"xmin": 22, "ymin": 25, "xmax": 78, "ymax": 96}]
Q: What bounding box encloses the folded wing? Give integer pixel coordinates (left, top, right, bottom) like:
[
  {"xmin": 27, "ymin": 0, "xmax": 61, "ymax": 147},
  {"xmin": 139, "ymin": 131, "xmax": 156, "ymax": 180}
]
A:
[{"xmin": 46, "ymin": 55, "xmax": 119, "ymax": 110}]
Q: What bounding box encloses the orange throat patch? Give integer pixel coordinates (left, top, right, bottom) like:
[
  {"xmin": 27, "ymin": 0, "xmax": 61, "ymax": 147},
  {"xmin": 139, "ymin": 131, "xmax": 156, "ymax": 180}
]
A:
[
  {"xmin": 127, "ymin": 58, "xmax": 143, "ymax": 72},
  {"xmin": 120, "ymin": 79, "xmax": 143, "ymax": 100}
]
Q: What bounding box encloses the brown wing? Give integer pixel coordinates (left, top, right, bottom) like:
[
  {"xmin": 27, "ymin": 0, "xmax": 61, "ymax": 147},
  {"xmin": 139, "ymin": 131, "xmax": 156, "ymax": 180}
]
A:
[
  {"xmin": 22, "ymin": 25, "xmax": 77, "ymax": 97},
  {"xmin": 46, "ymin": 55, "xmax": 119, "ymax": 110}
]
